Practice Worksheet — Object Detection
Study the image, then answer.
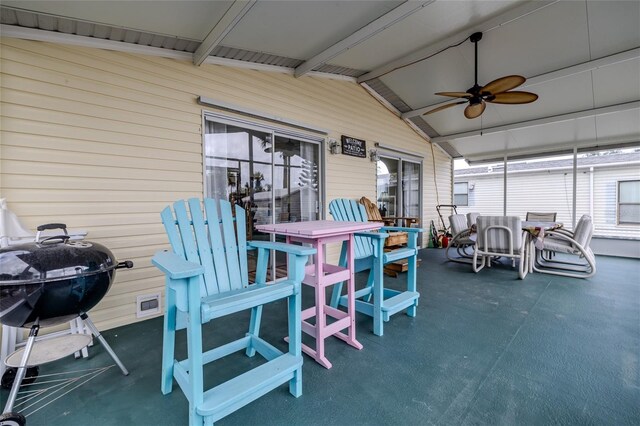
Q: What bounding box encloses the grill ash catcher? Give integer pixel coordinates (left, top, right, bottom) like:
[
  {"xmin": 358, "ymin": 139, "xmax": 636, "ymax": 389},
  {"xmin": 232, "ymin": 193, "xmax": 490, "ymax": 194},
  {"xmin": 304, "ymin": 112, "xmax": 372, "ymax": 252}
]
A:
[{"xmin": 0, "ymin": 224, "xmax": 133, "ymax": 426}]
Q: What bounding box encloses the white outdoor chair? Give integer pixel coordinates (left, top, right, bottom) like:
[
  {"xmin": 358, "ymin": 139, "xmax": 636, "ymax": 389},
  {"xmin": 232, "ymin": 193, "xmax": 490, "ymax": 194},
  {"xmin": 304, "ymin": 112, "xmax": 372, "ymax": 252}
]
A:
[
  {"xmin": 472, "ymin": 216, "xmax": 528, "ymax": 279},
  {"xmin": 533, "ymin": 214, "xmax": 596, "ymax": 278},
  {"xmin": 466, "ymin": 212, "xmax": 480, "ymax": 229},
  {"xmin": 445, "ymin": 214, "xmax": 475, "ymax": 264},
  {"xmin": 526, "ymin": 212, "xmax": 557, "ymax": 222}
]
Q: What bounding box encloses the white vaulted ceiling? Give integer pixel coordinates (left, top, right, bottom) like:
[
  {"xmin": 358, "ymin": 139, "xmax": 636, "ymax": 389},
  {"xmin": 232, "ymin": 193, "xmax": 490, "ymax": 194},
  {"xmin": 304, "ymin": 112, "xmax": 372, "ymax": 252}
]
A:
[{"xmin": 1, "ymin": 0, "xmax": 639, "ymax": 161}]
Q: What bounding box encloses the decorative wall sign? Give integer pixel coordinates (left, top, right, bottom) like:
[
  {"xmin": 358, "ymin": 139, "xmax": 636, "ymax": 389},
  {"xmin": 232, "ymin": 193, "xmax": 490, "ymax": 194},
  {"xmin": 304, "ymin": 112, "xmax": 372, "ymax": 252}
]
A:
[{"xmin": 341, "ymin": 135, "xmax": 367, "ymax": 158}]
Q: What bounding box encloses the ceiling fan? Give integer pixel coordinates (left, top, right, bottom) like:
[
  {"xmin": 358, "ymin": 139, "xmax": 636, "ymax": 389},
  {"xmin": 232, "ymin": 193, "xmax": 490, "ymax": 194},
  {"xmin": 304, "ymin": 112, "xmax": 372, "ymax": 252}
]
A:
[{"xmin": 424, "ymin": 32, "xmax": 538, "ymax": 119}]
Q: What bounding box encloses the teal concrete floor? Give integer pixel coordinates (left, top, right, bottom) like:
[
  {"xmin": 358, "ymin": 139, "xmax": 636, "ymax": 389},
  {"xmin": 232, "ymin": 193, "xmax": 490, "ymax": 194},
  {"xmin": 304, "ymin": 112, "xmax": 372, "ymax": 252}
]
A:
[{"xmin": 2, "ymin": 249, "xmax": 639, "ymax": 425}]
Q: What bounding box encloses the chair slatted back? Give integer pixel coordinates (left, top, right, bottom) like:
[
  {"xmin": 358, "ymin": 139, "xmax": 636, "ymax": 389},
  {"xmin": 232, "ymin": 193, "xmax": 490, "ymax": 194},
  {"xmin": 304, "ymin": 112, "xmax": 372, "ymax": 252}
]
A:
[
  {"xmin": 329, "ymin": 199, "xmax": 374, "ymax": 259},
  {"xmin": 476, "ymin": 216, "xmax": 523, "ymax": 254},
  {"xmin": 358, "ymin": 197, "xmax": 384, "ymax": 222},
  {"xmin": 449, "ymin": 214, "xmax": 468, "ymax": 236},
  {"xmin": 160, "ymin": 198, "xmax": 249, "ymax": 297},
  {"xmin": 526, "ymin": 212, "xmax": 557, "ymax": 222}
]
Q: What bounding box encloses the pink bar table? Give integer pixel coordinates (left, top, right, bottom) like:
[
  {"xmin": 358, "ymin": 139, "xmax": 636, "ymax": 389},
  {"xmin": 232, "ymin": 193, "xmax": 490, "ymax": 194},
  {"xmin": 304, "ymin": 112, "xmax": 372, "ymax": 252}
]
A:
[{"xmin": 256, "ymin": 220, "xmax": 381, "ymax": 369}]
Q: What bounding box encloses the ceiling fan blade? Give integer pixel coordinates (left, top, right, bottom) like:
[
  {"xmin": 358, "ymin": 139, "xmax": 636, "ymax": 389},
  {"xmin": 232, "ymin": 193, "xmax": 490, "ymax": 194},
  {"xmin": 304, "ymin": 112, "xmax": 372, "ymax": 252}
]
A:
[
  {"xmin": 423, "ymin": 101, "xmax": 467, "ymax": 116},
  {"xmin": 481, "ymin": 75, "xmax": 526, "ymax": 95},
  {"xmin": 435, "ymin": 92, "xmax": 472, "ymax": 98},
  {"xmin": 487, "ymin": 91, "xmax": 538, "ymax": 104},
  {"xmin": 464, "ymin": 101, "xmax": 486, "ymax": 119}
]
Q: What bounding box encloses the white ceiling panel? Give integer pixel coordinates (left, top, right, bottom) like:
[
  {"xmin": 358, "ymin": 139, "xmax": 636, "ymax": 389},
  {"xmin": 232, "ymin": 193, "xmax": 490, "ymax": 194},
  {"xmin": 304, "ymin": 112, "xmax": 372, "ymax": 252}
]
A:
[
  {"xmin": 379, "ymin": 45, "xmax": 471, "ymax": 108},
  {"xmin": 592, "ymin": 58, "xmax": 640, "ymax": 107},
  {"xmin": 446, "ymin": 107, "xmax": 640, "ymax": 161},
  {"xmin": 220, "ymin": 0, "xmax": 401, "ymax": 60},
  {"xmin": 594, "ymin": 108, "xmax": 640, "ymax": 141},
  {"xmin": 586, "ymin": 0, "xmax": 640, "ymax": 59},
  {"xmin": 465, "ymin": 1, "xmax": 592, "ymax": 81},
  {"xmin": 449, "ymin": 119, "xmax": 598, "ymax": 159},
  {"xmin": 327, "ymin": 0, "xmax": 523, "ymax": 71},
  {"xmin": 2, "ymin": 0, "xmax": 231, "ymax": 40}
]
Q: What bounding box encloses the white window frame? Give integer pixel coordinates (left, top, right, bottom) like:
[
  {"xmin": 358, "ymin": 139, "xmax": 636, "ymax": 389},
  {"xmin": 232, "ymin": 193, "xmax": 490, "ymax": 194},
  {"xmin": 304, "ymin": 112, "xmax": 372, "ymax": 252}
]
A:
[
  {"xmin": 618, "ymin": 179, "xmax": 640, "ymax": 225},
  {"xmin": 454, "ymin": 181, "xmax": 469, "ymax": 207}
]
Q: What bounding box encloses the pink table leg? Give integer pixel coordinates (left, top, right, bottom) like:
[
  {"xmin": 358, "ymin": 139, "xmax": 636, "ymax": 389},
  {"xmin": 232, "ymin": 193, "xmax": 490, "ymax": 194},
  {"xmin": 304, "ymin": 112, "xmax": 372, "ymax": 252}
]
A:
[
  {"xmin": 313, "ymin": 239, "xmax": 332, "ymax": 368},
  {"xmin": 288, "ymin": 233, "xmax": 362, "ymax": 369},
  {"xmin": 334, "ymin": 233, "xmax": 362, "ymax": 349}
]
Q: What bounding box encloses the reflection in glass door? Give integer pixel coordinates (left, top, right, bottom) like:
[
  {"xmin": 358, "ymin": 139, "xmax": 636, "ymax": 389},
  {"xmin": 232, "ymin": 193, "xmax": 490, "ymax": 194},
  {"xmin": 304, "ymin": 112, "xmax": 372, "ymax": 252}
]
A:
[
  {"xmin": 204, "ymin": 117, "xmax": 321, "ymax": 281},
  {"xmin": 402, "ymin": 160, "xmax": 421, "ymax": 220},
  {"xmin": 377, "ymin": 158, "xmax": 398, "ymax": 217},
  {"xmin": 271, "ymin": 135, "xmax": 320, "ymax": 277},
  {"xmin": 377, "ymin": 156, "xmax": 421, "ymax": 228}
]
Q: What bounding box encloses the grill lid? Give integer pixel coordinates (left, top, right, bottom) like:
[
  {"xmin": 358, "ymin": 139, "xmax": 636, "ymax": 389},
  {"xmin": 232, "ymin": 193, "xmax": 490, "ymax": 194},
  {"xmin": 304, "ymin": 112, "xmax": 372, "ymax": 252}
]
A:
[{"xmin": 0, "ymin": 226, "xmax": 118, "ymax": 286}]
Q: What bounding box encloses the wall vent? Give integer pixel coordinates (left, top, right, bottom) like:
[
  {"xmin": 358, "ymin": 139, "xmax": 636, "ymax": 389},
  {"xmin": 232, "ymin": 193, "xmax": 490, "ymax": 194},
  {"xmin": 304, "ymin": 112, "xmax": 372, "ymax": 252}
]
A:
[{"xmin": 136, "ymin": 293, "xmax": 161, "ymax": 318}]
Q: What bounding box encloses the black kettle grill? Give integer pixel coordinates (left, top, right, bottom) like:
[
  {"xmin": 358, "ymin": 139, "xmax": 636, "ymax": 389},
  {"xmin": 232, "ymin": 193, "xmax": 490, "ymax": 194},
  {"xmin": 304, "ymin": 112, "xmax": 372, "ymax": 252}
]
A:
[{"xmin": 0, "ymin": 224, "xmax": 133, "ymax": 426}]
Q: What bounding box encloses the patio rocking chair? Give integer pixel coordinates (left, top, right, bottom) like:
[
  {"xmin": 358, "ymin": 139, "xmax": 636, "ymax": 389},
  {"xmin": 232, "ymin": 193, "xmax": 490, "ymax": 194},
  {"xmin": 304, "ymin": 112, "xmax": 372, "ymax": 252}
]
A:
[
  {"xmin": 329, "ymin": 199, "xmax": 423, "ymax": 336},
  {"xmin": 533, "ymin": 214, "xmax": 596, "ymax": 278},
  {"xmin": 472, "ymin": 216, "xmax": 529, "ymax": 279},
  {"xmin": 152, "ymin": 198, "xmax": 314, "ymax": 426},
  {"xmin": 445, "ymin": 214, "xmax": 476, "ymax": 264}
]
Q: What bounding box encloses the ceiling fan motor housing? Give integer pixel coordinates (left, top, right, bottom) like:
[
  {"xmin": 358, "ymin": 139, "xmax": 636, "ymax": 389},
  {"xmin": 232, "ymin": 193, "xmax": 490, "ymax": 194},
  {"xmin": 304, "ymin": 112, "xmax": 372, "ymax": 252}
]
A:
[{"xmin": 469, "ymin": 32, "xmax": 483, "ymax": 43}]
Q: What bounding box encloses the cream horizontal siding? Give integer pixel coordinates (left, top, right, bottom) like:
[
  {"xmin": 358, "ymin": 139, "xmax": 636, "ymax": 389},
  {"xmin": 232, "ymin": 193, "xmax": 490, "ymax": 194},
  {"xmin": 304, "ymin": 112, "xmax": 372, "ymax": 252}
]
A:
[
  {"xmin": 455, "ymin": 163, "xmax": 640, "ymax": 238},
  {"xmin": 457, "ymin": 174, "xmax": 505, "ymax": 217},
  {"xmin": 0, "ymin": 38, "xmax": 447, "ymax": 332},
  {"xmin": 592, "ymin": 165, "xmax": 640, "ymax": 238}
]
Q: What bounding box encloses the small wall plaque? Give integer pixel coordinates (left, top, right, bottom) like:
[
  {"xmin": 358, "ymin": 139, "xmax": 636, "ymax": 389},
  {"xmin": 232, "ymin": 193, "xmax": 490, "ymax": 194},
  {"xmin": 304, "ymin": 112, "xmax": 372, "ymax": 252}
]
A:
[{"xmin": 341, "ymin": 135, "xmax": 367, "ymax": 158}]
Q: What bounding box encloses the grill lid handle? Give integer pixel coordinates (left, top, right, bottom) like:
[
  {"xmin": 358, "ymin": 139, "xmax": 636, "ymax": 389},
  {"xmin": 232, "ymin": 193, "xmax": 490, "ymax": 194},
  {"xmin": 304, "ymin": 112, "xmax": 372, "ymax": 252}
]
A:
[
  {"xmin": 117, "ymin": 261, "xmax": 134, "ymax": 269},
  {"xmin": 36, "ymin": 223, "xmax": 69, "ymax": 243}
]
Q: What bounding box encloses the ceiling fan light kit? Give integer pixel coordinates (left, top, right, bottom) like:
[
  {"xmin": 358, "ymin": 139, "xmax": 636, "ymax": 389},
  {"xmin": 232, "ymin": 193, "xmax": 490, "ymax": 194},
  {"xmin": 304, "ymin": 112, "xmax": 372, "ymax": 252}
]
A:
[{"xmin": 424, "ymin": 32, "xmax": 538, "ymax": 119}]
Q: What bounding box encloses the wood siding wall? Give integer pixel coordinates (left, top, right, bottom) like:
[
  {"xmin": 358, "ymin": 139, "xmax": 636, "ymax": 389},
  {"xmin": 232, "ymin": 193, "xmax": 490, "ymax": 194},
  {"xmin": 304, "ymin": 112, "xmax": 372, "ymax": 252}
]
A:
[{"xmin": 0, "ymin": 38, "xmax": 451, "ymax": 331}]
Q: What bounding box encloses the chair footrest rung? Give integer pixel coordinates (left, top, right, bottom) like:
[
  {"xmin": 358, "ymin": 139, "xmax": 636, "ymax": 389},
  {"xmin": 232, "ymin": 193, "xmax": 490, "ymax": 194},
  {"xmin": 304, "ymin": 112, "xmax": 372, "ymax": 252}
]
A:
[
  {"xmin": 197, "ymin": 353, "xmax": 302, "ymax": 419},
  {"xmin": 381, "ymin": 291, "xmax": 419, "ymax": 314}
]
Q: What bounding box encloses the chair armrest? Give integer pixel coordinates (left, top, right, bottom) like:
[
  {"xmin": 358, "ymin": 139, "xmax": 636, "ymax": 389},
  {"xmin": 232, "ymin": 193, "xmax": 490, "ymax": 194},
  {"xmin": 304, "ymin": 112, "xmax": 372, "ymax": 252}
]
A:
[
  {"xmin": 248, "ymin": 241, "xmax": 316, "ymax": 256},
  {"xmin": 382, "ymin": 216, "xmax": 420, "ymax": 224},
  {"xmin": 152, "ymin": 251, "xmax": 204, "ymax": 280},
  {"xmin": 544, "ymin": 230, "xmax": 576, "ymax": 244},
  {"xmin": 249, "ymin": 241, "xmax": 315, "ymax": 284},
  {"xmin": 354, "ymin": 231, "xmax": 389, "ymax": 239},
  {"xmin": 381, "ymin": 226, "xmax": 424, "ymax": 233}
]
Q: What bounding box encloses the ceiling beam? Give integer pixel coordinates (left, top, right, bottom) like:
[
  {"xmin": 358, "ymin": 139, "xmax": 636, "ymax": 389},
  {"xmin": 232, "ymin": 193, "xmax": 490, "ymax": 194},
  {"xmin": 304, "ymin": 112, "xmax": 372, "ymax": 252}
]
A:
[
  {"xmin": 402, "ymin": 47, "xmax": 640, "ymax": 119},
  {"xmin": 464, "ymin": 138, "xmax": 640, "ymax": 165},
  {"xmin": 357, "ymin": 0, "xmax": 558, "ymax": 83},
  {"xmin": 193, "ymin": 0, "xmax": 256, "ymax": 66},
  {"xmin": 294, "ymin": 1, "xmax": 435, "ymax": 78},
  {"xmin": 430, "ymin": 101, "xmax": 640, "ymax": 144},
  {"xmin": 1, "ymin": 24, "xmax": 356, "ymax": 82}
]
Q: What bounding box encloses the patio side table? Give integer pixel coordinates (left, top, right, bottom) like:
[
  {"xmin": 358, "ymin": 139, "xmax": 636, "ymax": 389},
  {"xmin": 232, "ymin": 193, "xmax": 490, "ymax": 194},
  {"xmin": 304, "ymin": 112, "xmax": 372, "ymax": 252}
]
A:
[{"xmin": 256, "ymin": 220, "xmax": 382, "ymax": 369}]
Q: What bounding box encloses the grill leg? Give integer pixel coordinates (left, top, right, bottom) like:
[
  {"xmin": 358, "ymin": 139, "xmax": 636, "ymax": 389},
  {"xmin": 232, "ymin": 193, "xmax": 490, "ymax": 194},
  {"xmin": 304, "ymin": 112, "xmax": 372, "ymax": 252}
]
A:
[
  {"xmin": 3, "ymin": 323, "xmax": 39, "ymax": 414},
  {"xmin": 80, "ymin": 314, "xmax": 129, "ymax": 376}
]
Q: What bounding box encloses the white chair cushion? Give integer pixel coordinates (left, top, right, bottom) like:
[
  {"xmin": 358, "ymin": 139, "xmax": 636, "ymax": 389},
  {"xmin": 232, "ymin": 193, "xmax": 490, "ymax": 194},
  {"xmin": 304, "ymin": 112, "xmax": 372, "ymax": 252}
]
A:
[
  {"xmin": 449, "ymin": 214, "xmax": 468, "ymax": 236},
  {"xmin": 476, "ymin": 216, "xmax": 523, "ymax": 255}
]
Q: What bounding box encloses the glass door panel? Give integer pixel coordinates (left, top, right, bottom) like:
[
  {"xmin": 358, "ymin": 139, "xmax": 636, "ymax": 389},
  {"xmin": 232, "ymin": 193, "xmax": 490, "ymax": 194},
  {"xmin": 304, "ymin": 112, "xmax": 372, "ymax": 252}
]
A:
[
  {"xmin": 204, "ymin": 121, "xmax": 272, "ymax": 282},
  {"xmin": 376, "ymin": 158, "xmax": 398, "ymax": 217},
  {"xmin": 378, "ymin": 156, "xmax": 421, "ymax": 234},
  {"xmin": 272, "ymin": 135, "xmax": 320, "ymax": 277},
  {"xmin": 402, "ymin": 160, "xmax": 421, "ymax": 220}
]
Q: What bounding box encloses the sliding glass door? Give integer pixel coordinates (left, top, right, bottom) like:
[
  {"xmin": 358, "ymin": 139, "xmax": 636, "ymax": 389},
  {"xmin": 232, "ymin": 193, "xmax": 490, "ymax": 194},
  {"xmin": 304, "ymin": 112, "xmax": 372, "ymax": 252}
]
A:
[
  {"xmin": 377, "ymin": 155, "xmax": 422, "ymax": 228},
  {"xmin": 204, "ymin": 116, "xmax": 322, "ymax": 280}
]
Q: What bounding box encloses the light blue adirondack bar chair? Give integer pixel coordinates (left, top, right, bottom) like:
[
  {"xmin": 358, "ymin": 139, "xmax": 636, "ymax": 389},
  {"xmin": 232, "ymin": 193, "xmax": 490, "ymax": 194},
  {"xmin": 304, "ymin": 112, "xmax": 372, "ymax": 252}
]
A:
[
  {"xmin": 329, "ymin": 199, "xmax": 423, "ymax": 336},
  {"xmin": 152, "ymin": 198, "xmax": 315, "ymax": 426}
]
